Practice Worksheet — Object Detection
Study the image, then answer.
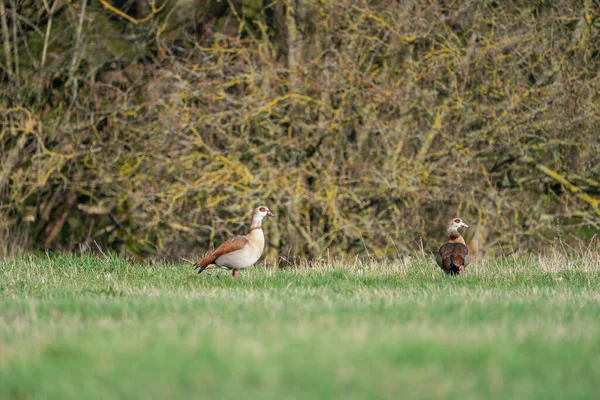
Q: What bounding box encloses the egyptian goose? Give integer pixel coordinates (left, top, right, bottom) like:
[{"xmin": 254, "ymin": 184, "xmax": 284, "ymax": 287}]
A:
[
  {"xmin": 436, "ymin": 217, "xmax": 471, "ymax": 275},
  {"xmin": 194, "ymin": 206, "xmax": 275, "ymax": 278}
]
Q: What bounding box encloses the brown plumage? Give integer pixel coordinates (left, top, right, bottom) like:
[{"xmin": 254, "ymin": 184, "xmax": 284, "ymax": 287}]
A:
[
  {"xmin": 436, "ymin": 218, "xmax": 471, "ymax": 276},
  {"xmin": 195, "ymin": 236, "xmax": 248, "ymax": 271}
]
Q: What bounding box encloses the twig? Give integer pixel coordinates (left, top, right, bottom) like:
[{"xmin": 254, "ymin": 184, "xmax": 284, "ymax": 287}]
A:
[
  {"xmin": 9, "ymin": 0, "xmax": 18, "ymax": 89},
  {"xmin": 98, "ymin": 0, "xmax": 165, "ymax": 25},
  {"xmin": 532, "ymin": 161, "xmax": 600, "ymax": 217},
  {"xmin": 0, "ymin": 0, "xmax": 11, "ymax": 78},
  {"xmin": 0, "ymin": 133, "xmax": 26, "ymax": 193},
  {"xmin": 67, "ymin": 0, "xmax": 87, "ymax": 104},
  {"xmin": 40, "ymin": 0, "xmax": 59, "ymax": 68},
  {"xmin": 286, "ymin": 0, "xmax": 299, "ymax": 90}
]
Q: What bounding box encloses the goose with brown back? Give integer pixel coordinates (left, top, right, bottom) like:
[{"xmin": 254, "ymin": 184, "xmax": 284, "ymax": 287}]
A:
[
  {"xmin": 194, "ymin": 206, "xmax": 275, "ymax": 278},
  {"xmin": 436, "ymin": 218, "xmax": 471, "ymax": 275}
]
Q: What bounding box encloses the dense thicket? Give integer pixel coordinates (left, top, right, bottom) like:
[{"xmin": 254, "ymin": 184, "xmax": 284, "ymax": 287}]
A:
[{"xmin": 1, "ymin": 0, "xmax": 599, "ymax": 261}]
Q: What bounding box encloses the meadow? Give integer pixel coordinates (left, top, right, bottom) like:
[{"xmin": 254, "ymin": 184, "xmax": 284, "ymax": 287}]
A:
[{"xmin": 1, "ymin": 252, "xmax": 599, "ymax": 399}]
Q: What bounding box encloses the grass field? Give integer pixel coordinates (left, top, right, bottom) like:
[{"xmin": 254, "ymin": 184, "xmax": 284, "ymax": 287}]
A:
[{"xmin": 1, "ymin": 252, "xmax": 599, "ymax": 399}]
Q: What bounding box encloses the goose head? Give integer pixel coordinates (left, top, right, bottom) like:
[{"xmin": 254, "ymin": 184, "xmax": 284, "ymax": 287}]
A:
[
  {"xmin": 447, "ymin": 217, "xmax": 469, "ymax": 231},
  {"xmin": 254, "ymin": 206, "xmax": 275, "ymax": 219}
]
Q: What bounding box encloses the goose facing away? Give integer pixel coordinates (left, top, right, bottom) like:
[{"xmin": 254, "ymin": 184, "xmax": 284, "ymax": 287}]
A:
[
  {"xmin": 436, "ymin": 218, "xmax": 471, "ymax": 275},
  {"xmin": 194, "ymin": 206, "xmax": 275, "ymax": 278}
]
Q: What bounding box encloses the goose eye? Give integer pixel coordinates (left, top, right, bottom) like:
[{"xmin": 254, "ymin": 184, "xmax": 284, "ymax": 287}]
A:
[
  {"xmin": 454, "ymin": 219, "xmax": 461, "ymax": 223},
  {"xmin": 259, "ymin": 207, "xmax": 266, "ymax": 212}
]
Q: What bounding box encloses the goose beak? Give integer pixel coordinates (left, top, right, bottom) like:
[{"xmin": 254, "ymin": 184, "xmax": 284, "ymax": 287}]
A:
[
  {"xmin": 461, "ymin": 222, "xmax": 469, "ymax": 228},
  {"xmin": 267, "ymin": 211, "xmax": 275, "ymax": 217}
]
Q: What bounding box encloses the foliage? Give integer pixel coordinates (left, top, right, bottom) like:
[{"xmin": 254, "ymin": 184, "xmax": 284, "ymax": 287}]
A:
[{"xmin": 0, "ymin": 0, "xmax": 599, "ymax": 259}]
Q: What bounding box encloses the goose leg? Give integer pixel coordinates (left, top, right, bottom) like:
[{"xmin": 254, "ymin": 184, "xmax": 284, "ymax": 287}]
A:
[{"xmin": 232, "ymin": 269, "xmax": 240, "ymax": 278}]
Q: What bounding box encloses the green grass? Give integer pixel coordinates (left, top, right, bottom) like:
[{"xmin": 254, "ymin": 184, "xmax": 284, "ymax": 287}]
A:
[{"xmin": 1, "ymin": 253, "xmax": 599, "ymax": 399}]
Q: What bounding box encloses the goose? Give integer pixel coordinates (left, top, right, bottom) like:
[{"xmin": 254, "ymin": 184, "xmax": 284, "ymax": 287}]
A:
[
  {"xmin": 194, "ymin": 206, "xmax": 275, "ymax": 278},
  {"xmin": 436, "ymin": 217, "xmax": 471, "ymax": 275}
]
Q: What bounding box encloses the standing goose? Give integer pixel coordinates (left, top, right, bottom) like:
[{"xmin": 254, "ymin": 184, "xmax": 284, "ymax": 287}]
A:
[
  {"xmin": 194, "ymin": 206, "xmax": 275, "ymax": 278},
  {"xmin": 436, "ymin": 218, "xmax": 471, "ymax": 275}
]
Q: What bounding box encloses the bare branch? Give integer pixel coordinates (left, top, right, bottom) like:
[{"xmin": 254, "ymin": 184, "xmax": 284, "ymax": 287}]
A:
[
  {"xmin": 67, "ymin": 0, "xmax": 87, "ymax": 103},
  {"xmin": 40, "ymin": 0, "xmax": 59, "ymax": 68},
  {"xmin": 9, "ymin": 0, "xmax": 18, "ymax": 88},
  {"xmin": 98, "ymin": 0, "xmax": 165, "ymax": 25},
  {"xmin": 0, "ymin": 0, "xmax": 11, "ymax": 78}
]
